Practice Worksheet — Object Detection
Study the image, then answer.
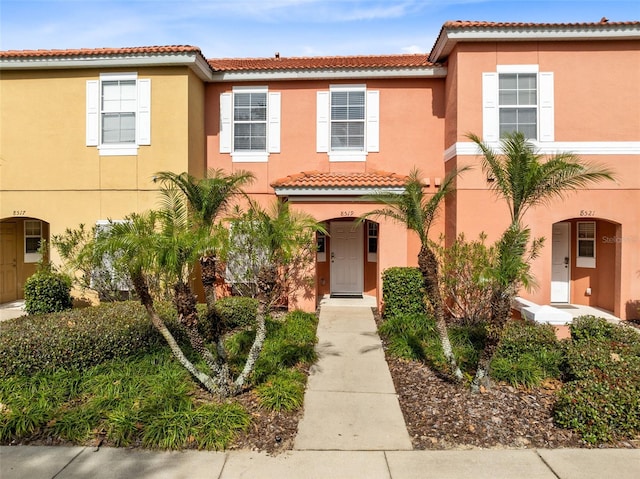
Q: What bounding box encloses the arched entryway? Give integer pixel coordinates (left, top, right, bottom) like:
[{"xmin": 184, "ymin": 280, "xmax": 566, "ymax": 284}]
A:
[
  {"xmin": 551, "ymin": 218, "xmax": 620, "ymax": 313},
  {"xmin": 315, "ymin": 219, "xmax": 379, "ymax": 300},
  {"xmin": 0, "ymin": 217, "xmax": 50, "ymax": 303}
]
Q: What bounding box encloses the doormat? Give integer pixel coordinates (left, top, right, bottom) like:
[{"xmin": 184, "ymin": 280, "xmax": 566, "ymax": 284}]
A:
[
  {"xmin": 330, "ymin": 293, "xmax": 363, "ymax": 299},
  {"xmin": 551, "ymin": 304, "xmax": 579, "ymax": 309}
]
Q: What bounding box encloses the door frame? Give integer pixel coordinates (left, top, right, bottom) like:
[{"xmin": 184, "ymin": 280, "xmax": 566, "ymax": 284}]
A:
[
  {"xmin": 551, "ymin": 221, "xmax": 571, "ymax": 303},
  {"xmin": 329, "ymin": 220, "xmax": 364, "ymax": 296}
]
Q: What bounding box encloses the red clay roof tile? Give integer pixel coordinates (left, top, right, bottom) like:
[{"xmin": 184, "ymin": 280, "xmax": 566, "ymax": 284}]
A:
[
  {"xmin": 271, "ymin": 171, "xmax": 408, "ymax": 189},
  {"xmin": 441, "ymin": 20, "xmax": 640, "ymax": 29},
  {"xmin": 0, "ymin": 45, "xmax": 203, "ymax": 59},
  {"xmin": 208, "ymin": 54, "xmax": 433, "ymax": 72}
]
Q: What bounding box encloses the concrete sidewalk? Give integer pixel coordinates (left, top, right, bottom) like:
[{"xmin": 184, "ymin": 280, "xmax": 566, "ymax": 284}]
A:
[
  {"xmin": 294, "ymin": 298, "xmax": 412, "ymax": 450},
  {"xmin": 1, "ymin": 446, "xmax": 639, "ymax": 478}
]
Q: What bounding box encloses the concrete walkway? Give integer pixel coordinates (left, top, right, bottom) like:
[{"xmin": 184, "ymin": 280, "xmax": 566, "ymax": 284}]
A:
[{"xmin": 294, "ymin": 297, "xmax": 412, "ymax": 450}]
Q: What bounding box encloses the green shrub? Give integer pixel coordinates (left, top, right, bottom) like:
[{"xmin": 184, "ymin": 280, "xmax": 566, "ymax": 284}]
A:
[
  {"xmin": 0, "ymin": 301, "xmax": 173, "ymax": 376},
  {"xmin": 211, "ymin": 296, "xmax": 259, "ymax": 330},
  {"xmin": 378, "ymin": 313, "xmax": 439, "ymax": 361},
  {"xmin": 23, "ymin": 269, "xmax": 73, "ymax": 315},
  {"xmin": 256, "ymin": 370, "xmax": 306, "ymax": 411},
  {"xmin": 491, "ymin": 321, "xmax": 564, "ymax": 386},
  {"xmin": 555, "ymin": 317, "xmax": 640, "ymax": 443},
  {"xmin": 382, "ymin": 267, "xmax": 424, "ymax": 319}
]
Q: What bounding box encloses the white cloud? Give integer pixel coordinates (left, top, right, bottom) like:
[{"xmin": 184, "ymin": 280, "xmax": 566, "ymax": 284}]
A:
[{"xmin": 401, "ymin": 44, "xmax": 425, "ymax": 54}]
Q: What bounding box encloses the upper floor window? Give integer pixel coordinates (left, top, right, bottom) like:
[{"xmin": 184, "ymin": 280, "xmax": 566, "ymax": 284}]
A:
[
  {"xmin": 482, "ymin": 66, "xmax": 554, "ymax": 143},
  {"xmin": 234, "ymin": 91, "xmax": 267, "ymax": 151},
  {"xmin": 86, "ymin": 73, "xmax": 151, "ymax": 156},
  {"xmin": 499, "ymin": 73, "xmax": 537, "ymax": 139},
  {"xmin": 331, "ymin": 89, "xmax": 365, "ymax": 151},
  {"xmin": 317, "ymin": 85, "xmax": 379, "ymax": 162},
  {"xmin": 220, "ymin": 87, "xmax": 280, "ymax": 162}
]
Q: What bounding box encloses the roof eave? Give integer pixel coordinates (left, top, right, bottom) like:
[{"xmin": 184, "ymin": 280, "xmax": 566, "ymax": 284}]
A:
[
  {"xmin": 273, "ymin": 186, "xmax": 405, "ymax": 196},
  {"xmin": 429, "ymin": 25, "xmax": 640, "ymax": 62},
  {"xmin": 0, "ymin": 52, "xmax": 214, "ymax": 81},
  {"xmin": 211, "ymin": 66, "xmax": 446, "ymax": 82}
]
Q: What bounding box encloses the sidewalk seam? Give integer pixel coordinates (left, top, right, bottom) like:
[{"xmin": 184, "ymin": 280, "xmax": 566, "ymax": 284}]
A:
[
  {"xmin": 216, "ymin": 452, "xmax": 231, "ymax": 479},
  {"xmin": 535, "ymin": 449, "xmax": 562, "ymax": 479},
  {"xmin": 51, "ymin": 447, "xmax": 87, "ymax": 479}
]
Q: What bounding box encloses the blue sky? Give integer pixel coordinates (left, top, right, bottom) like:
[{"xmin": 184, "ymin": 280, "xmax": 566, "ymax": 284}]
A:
[{"xmin": 1, "ymin": 0, "xmax": 638, "ymax": 57}]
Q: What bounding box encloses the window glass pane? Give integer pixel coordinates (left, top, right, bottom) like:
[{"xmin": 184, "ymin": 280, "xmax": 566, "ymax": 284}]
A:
[
  {"xmin": 234, "ymin": 93, "xmax": 251, "ymax": 107},
  {"xmin": 25, "ymin": 237, "xmax": 41, "ymax": 254},
  {"xmin": 519, "ymin": 124, "xmax": 537, "ymax": 139},
  {"xmin": 25, "ymin": 221, "xmax": 41, "ymax": 236},
  {"xmin": 234, "ymin": 137, "xmax": 250, "ymax": 150},
  {"xmin": 251, "ymin": 123, "xmax": 266, "ymax": 137},
  {"xmin": 348, "ymin": 105, "xmax": 365, "ymax": 120},
  {"xmin": 235, "ymin": 123, "xmax": 251, "ymax": 136},
  {"xmin": 578, "ymin": 240, "xmax": 594, "ymax": 258},
  {"xmin": 499, "ymin": 74, "xmax": 517, "ymax": 89},
  {"xmin": 252, "ymin": 137, "xmax": 266, "ymax": 150},
  {"xmin": 499, "ymin": 91, "xmax": 517, "ymax": 105},
  {"xmin": 251, "ymin": 107, "xmax": 267, "ymax": 121},
  {"xmin": 348, "ymin": 91, "xmax": 365, "ymax": 105},
  {"xmin": 578, "ymin": 222, "xmax": 595, "ymax": 238},
  {"xmin": 331, "ymin": 106, "xmax": 349, "ymax": 120},
  {"xmin": 518, "ymin": 74, "xmax": 536, "ymax": 90},
  {"xmin": 368, "ymin": 237, "xmax": 378, "ymax": 254},
  {"xmin": 331, "ymin": 91, "xmax": 348, "ymax": 106},
  {"xmin": 518, "ymin": 90, "xmax": 537, "ymax": 105}
]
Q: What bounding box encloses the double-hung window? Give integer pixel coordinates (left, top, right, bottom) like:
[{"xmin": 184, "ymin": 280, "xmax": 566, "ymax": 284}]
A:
[
  {"xmin": 317, "ymin": 85, "xmax": 379, "ymax": 161},
  {"xmin": 219, "ymin": 87, "xmax": 281, "ymax": 162},
  {"xmin": 498, "ymin": 73, "xmax": 537, "ymax": 139},
  {"xmin": 86, "ymin": 73, "xmax": 151, "ymax": 155},
  {"xmin": 24, "ymin": 220, "xmax": 42, "ymax": 263},
  {"xmin": 576, "ymin": 222, "xmax": 596, "ymax": 268},
  {"xmin": 482, "ymin": 66, "xmax": 554, "ymax": 143}
]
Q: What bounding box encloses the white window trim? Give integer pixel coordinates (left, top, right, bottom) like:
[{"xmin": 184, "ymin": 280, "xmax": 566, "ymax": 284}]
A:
[
  {"xmin": 576, "ymin": 221, "xmax": 596, "ymax": 269},
  {"xmin": 317, "ymin": 84, "xmax": 379, "ymax": 162},
  {"xmin": 86, "ymin": 72, "xmax": 151, "ymax": 156},
  {"xmin": 483, "ymin": 65, "xmax": 554, "ymax": 143},
  {"xmin": 24, "ymin": 220, "xmax": 42, "ymax": 263},
  {"xmin": 220, "ymin": 86, "xmax": 280, "ymax": 162}
]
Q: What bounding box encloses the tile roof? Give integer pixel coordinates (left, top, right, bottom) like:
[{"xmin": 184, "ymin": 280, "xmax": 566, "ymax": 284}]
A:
[
  {"xmin": 0, "ymin": 45, "xmax": 203, "ymax": 59},
  {"xmin": 208, "ymin": 54, "xmax": 433, "ymax": 72},
  {"xmin": 440, "ymin": 20, "xmax": 640, "ymax": 30},
  {"xmin": 271, "ymin": 171, "xmax": 408, "ymax": 189}
]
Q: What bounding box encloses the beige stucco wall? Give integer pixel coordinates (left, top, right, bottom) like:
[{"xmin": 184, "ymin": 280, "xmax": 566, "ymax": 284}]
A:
[{"xmin": 0, "ymin": 66, "xmax": 206, "ymax": 296}]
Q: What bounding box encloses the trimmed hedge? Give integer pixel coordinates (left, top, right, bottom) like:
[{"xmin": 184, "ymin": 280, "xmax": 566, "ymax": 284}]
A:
[
  {"xmin": 212, "ymin": 296, "xmax": 259, "ymax": 330},
  {"xmin": 0, "ymin": 301, "xmax": 174, "ymax": 377},
  {"xmin": 24, "ymin": 270, "xmax": 73, "ymax": 315},
  {"xmin": 382, "ymin": 267, "xmax": 424, "ymax": 319},
  {"xmin": 554, "ymin": 316, "xmax": 640, "ymax": 443}
]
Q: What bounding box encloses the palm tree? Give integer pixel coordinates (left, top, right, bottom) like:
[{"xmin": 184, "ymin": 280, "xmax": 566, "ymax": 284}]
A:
[
  {"xmin": 155, "ymin": 169, "xmax": 254, "ymax": 312},
  {"xmin": 362, "ymin": 167, "xmax": 469, "ymax": 381},
  {"xmin": 468, "ymin": 131, "xmax": 615, "ymax": 391},
  {"xmin": 230, "ymin": 198, "xmax": 326, "ymax": 390},
  {"xmin": 97, "ymin": 212, "xmax": 222, "ymax": 394}
]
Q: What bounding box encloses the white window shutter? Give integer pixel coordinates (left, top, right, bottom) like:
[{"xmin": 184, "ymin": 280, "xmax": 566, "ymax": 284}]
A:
[
  {"xmin": 268, "ymin": 91, "xmax": 281, "ymax": 153},
  {"xmin": 220, "ymin": 92, "xmax": 232, "ymax": 153},
  {"xmin": 482, "ymin": 72, "xmax": 499, "ymax": 142},
  {"xmin": 86, "ymin": 80, "xmax": 99, "ymax": 146},
  {"xmin": 137, "ymin": 79, "xmax": 151, "ymax": 145},
  {"xmin": 316, "ymin": 91, "xmax": 329, "ymax": 153},
  {"xmin": 366, "ymin": 90, "xmax": 379, "ymax": 152},
  {"xmin": 539, "ymin": 72, "xmax": 555, "ymax": 142}
]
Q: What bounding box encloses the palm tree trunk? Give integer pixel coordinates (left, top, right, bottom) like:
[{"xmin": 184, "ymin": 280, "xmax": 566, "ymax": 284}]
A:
[
  {"xmin": 471, "ymin": 288, "xmax": 512, "ymax": 393},
  {"xmin": 173, "ymin": 281, "xmax": 228, "ymax": 385},
  {"xmin": 131, "ymin": 272, "xmax": 221, "ymax": 394},
  {"xmin": 418, "ymin": 246, "xmax": 463, "ymax": 381},
  {"xmin": 233, "ymin": 266, "xmax": 276, "ymax": 394},
  {"xmin": 200, "ymin": 254, "xmax": 217, "ymax": 314}
]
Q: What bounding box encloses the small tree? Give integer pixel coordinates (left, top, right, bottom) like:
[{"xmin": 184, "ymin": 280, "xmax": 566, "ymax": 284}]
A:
[
  {"xmin": 361, "ymin": 167, "xmax": 469, "ymax": 381},
  {"xmin": 433, "ymin": 232, "xmax": 496, "ymax": 325},
  {"xmin": 468, "ymin": 131, "xmax": 615, "ymax": 391}
]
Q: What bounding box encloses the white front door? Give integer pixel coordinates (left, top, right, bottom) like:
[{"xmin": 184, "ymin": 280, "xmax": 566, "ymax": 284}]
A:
[
  {"xmin": 551, "ymin": 222, "xmax": 570, "ymax": 303},
  {"xmin": 330, "ymin": 221, "xmax": 363, "ymax": 296}
]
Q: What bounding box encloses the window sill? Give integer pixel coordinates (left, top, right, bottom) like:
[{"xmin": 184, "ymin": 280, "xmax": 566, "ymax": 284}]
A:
[
  {"xmin": 329, "ymin": 152, "xmax": 367, "ymax": 162},
  {"xmin": 98, "ymin": 144, "xmax": 139, "ymax": 156},
  {"xmin": 231, "ymin": 152, "xmax": 269, "ymax": 163}
]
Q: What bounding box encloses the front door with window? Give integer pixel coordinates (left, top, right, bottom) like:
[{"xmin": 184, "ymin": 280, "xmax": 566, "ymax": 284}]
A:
[
  {"xmin": 551, "ymin": 222, "xmax": 570, "ymax": 303},
  {"xmin": 1, "ymin": 222, "xmax": 18, "ymax": 303},
  {"xmin": 330, "ymin": 221, "xmax": 363, "ymax": 296}
]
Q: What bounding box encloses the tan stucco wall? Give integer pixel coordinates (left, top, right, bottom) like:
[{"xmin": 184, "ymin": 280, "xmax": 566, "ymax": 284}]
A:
[{"xmin": 0, "ymin": 66, "xmax": 206, "ymax": 295}]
